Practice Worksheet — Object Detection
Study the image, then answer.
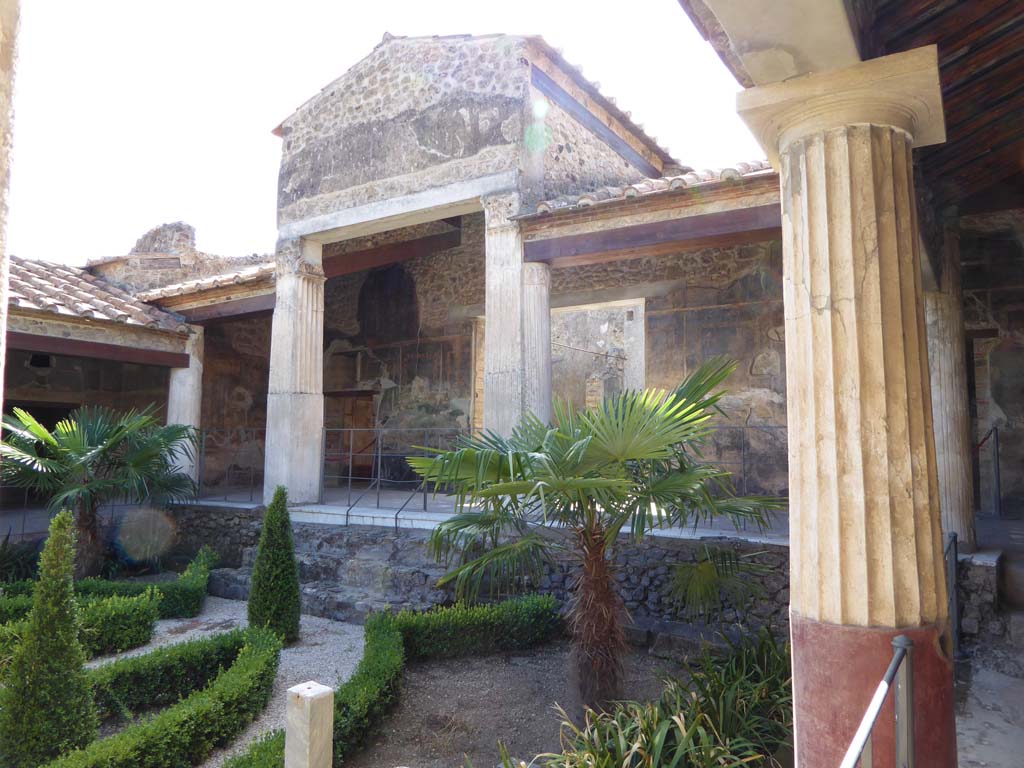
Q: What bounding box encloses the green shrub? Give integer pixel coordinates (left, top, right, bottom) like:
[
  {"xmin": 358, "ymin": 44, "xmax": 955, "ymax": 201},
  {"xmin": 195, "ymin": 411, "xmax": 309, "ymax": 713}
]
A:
[
  {"xmin": 0, "ymin": 511, "xmax": 98, "ymax": 768},
  {"xmin": 2, "ymin": 547, "xmax": 218, "ymax": 619},
  {"xmin": 0, "ymin": 591, "xmax": 34, "ymax": 623},
  {"xmin": 45, "ymin": 627, "xmax": 281, "ymax": 768},
  {"xmin": 225, "ymin": 595, "xmax": 559, "ymax": 768},
  {"xmin": 0, "ymin": 590, "xmax": 160, "ymax": 668},
  {"xmin": 0, "ymin": 532, "xmax": 41, "ymax": 582},
  {"xmin": 248, "ymin": 486, "xmax": 301, "ymax": 644},
  {"xmin": 392, "ymin": 594, "xmax": 559, "ymax": 661},
  {"xmin": 89, "ymin": 629, "xmax": 248, "ymax": 721}
]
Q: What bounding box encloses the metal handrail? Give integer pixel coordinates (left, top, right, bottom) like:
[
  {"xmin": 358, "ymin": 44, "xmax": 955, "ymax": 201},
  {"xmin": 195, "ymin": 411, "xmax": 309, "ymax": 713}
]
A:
[
  {"xmin": 944, "ymin": 532, "xmax": 966, "ymax": 661},
  {"xmin": 839, "ymin": 636, "xmax": 914, "ymax": 768}
]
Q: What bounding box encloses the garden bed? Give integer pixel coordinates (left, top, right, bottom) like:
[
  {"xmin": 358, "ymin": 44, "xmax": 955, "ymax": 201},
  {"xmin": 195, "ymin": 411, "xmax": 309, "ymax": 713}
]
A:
[{"xmin": 346, "ymin": 640, "xmax": 686, "ymax": 768}]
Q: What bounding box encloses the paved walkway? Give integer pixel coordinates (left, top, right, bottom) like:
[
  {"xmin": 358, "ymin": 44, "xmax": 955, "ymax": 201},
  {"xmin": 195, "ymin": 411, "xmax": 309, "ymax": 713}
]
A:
[{"xmin": 956, "ymin": 657, "xmax": 1024, "ymax": 767}]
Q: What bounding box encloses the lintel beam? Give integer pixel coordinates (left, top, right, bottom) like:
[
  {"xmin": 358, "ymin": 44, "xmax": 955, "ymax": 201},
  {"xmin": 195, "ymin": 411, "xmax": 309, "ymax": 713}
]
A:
[
  {"xmin": 179, "ymin": 293, "xmax": 276, "ymax": 324},
  {"xmin": 523, "ymin": 204, "xmax": 781, "ymax": 266},
  {"xmin": 7, "ymin": 331, "xmax": 190, "ymax": 368},
  {"xmin": 322, "ymin": 229, "xmax": 461, "ymax": 279}
]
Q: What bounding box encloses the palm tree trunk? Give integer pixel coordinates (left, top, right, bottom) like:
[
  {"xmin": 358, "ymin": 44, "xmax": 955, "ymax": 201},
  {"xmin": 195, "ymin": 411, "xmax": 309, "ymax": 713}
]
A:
[
  {"xmin": 569, "ymin": 522, "xmax": 626, "ymax": 710},
  {"xmin": 74, "ymin": 501, "xmax": 103, "ymax": 578}
]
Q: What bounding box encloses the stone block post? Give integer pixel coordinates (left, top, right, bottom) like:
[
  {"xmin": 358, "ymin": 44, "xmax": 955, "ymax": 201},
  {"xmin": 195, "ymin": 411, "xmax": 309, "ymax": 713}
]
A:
[
  {"xmin": 482, "ymin": 193, "xmax": 552, "ymax": 433},
  {"xmin": 264, "ymin": 238, "xmax": 325, "ymax": 504},
  {"xmin": 166, "ymin": 326, "xmax": 204, "ymax": 482},
  {"xmin": 924, "ymin": 225, "xmax": 975, "ymax": 551},
  {"xmin": 739, "ymin": 46, "xmax": 956, "ymax": 767},
  {"xmin": 285, "ymin": 681, "xmax": 333, "ymax": 768}
]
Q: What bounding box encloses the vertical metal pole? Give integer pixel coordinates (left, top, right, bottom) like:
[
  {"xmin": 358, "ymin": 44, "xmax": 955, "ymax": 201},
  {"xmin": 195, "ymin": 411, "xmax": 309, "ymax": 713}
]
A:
[
  {"xmin": 197, "ymin": 429, "xmax": 206, "ymax": 500},
  {"xmin": 950, "ymin": 533, "xmax": 964, "ymax": 660},
  {"xmin": 992, "ymin": 426, "xmax": 1002, "ymax": 518},
  {"xmin": 893, "ymin": 635, "xmax": 914, "ymax": 768},
  {"xmin": 422, "ymin": 429, "xmax": 428, "ymax": 512},
  {"xmin": 347, "ymin": 430, "xmax": 354, "ymax": 507},
  {"xmin": 319, "ymin": 428, "xmax": 326, "ymax": 504},
  {"xmin": 862, "ymin": 732, "xmax": 873, "ymax": 768},
  {"xmin": 376, "ymin": 427, "xmax": 382, "ymax": 509}
]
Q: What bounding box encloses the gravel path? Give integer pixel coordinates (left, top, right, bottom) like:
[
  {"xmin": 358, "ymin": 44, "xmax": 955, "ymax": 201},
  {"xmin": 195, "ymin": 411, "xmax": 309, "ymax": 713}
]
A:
[{"xmin": 91, "ymin": 596, "xmax": 365, "ymax": 767}]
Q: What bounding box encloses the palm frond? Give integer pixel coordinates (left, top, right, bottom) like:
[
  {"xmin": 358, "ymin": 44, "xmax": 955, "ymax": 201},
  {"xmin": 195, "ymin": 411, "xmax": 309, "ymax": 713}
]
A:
[
  {"xmin": 668, "ymin": 545, "xmax": 770, "ymax": 623},
  {"xmin": 434, "ymin": 533, "xmax": 554, "ymax": 603}
]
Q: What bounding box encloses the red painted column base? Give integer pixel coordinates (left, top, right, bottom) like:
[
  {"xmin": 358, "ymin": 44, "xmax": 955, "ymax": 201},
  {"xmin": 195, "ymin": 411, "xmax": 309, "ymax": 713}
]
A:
[{"xmin": 790, "ymin": 613, "xmax": 956, "ymax": 768}]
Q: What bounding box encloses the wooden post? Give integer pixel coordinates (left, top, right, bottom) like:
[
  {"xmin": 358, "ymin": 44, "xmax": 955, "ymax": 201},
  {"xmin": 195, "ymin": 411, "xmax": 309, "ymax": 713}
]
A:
[{"xmin": 285, "ymin": 681, "xmax": 333, "ymax": 768}]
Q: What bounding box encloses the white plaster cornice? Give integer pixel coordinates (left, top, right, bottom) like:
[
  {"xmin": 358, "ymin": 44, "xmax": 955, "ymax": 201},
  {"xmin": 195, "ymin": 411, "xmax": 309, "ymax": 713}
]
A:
[{"xmin": 737, "ymin": 46, "xmax": 946, "ymax": 166}]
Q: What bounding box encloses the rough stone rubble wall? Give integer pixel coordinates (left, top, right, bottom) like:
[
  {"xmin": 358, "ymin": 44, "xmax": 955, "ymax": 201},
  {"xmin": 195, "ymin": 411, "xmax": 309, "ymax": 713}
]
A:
[
  {"xmin": 87, "ymin": 222, "xmax": 268, "ymax": 294},
  {"xmin": 277, "ymin": 36, "xmax": 529, "ymax": 226},
  {"xmin": 186, "ymin": 513, "xmax": 1008, "ymax": 646}
]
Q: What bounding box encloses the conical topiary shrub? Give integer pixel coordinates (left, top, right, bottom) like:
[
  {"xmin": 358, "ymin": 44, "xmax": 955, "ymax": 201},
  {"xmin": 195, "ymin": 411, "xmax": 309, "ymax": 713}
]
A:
[
  {"xmin": 0, "ymin": 510, "xmax": 98, "ymax": 767},
  {"xmin": 248, "ymin": 485, "xmax": 301, "ymax": 643}
]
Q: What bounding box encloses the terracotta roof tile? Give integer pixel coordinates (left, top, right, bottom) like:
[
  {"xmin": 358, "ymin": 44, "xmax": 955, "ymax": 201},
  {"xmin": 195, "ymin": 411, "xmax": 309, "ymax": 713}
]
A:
[
  {"xmin": 528, "ymin": 160, "xmax": 775, "ymax": 215},
  {"xmin": 8, "ymin": 255, "xmax": 187, "ymax": 333},
  {"xmin": 135, "ymin": 263, "xmax": 276, "ymax": 301}
]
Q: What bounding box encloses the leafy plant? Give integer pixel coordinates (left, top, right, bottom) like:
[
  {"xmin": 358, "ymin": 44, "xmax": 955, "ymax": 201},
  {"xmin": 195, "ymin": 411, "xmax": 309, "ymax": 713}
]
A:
[
  {"xmin": 1, "ymin": 405, "xmax": 197, "ymax": 576},
  {"xmin": 668, "ymin": 545, "xmax": 770, "ymax": 623},
  {"xmin": 531, "ymin": 630, "xmax": 792, "ymax": 768},
  {"xmin": 410, "ymin": 358, "xmax": 781, "ymax": 706},
  {"xmin": 248, "ymin": 486, "xmax": 301, "ymax": 644},
  {"xmin": 0, "ymin": 511, "xmax": 98, "ymax": 768}
]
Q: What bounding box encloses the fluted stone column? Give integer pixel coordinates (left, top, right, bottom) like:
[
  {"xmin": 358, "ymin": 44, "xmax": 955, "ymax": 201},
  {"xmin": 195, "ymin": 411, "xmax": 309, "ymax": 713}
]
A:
[
  {"xmin": 264, "ymin": 238, "xmax": 325, "ymax": 504},
  {"xmin": 924, "ymin": 227, "xmax": 975, "ymax": 551},
  {"xmin": 482, "ymin": 193, "xmax": 552, "ymax": 433},
  {"xmin": 522, "ymin": 261, "xmax": 552, "ymax": 424},
  {"xmin": 166, "ymin": 326, "xmax": 204, "ymax": 481},
  {"xmin": 740, "ymin": 46, "xmax": 955, "ymax": 767}
]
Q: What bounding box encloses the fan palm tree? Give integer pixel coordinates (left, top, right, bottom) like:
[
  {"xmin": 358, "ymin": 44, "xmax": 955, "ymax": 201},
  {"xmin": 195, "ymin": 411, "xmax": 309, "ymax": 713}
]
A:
[
  {"xmin": 410, "ymin": 358, "xmax": 783, "ymax": 707},
  {"xmin": 1, "ymin": 405, "xmax": 196, "ymax": 576}
]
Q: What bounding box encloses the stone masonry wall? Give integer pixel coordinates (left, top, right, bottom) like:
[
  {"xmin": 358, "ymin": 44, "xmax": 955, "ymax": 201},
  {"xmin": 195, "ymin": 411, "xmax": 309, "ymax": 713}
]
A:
[
  {"xmin": 277, "ymin": 35, "xmax": 528, "ymax": 226},
  {"xmin": 191, "ymin": 516, "xmax": 1009, "ymax": 646}
]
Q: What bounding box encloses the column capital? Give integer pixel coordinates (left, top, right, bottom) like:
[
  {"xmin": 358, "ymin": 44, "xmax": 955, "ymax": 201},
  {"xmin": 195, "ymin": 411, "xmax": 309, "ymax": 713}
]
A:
[
  {"xmin": 738, "ymin": 46, "xmax": 945, "ymax": 165},
  {"xmin": 275, "ymin": 236, "xmax": 325, "ymax": 280},
  {"xmin": 481, "ymin": 192, "xmax": 521, "ymax": 230}
]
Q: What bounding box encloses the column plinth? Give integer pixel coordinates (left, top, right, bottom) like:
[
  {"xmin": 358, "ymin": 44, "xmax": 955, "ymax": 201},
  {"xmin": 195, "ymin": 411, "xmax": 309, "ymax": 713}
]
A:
[
  {"xmin": 739, "ymin": 46, "xmax": 955, "ymax": 767},
  {"xmin": 264, "ymin": 239, "xmax": 325, "ymax": 504}
]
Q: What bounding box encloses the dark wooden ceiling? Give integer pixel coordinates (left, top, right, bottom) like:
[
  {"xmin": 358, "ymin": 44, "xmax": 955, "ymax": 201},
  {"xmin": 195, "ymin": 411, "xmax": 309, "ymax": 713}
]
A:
[{"xmin": 852, "ymin": 0, "xmax": 1023, "ymax": 212}]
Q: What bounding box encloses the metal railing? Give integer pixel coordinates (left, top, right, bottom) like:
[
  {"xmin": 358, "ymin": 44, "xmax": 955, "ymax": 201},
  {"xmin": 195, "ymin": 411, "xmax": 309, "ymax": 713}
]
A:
[
  {"xmin": 944, "ymin": 532, "xmax": 966, "ymax": 661},
  {"xmin": 320, "ymin": 427, "xmax": 472, "ymax": 528},
  {"xmin": 975, "ymin": 426, "xmax": 1002, "ymax": 517},
  {"xmin": 196, "ymin": 427, "xmax": 266, "ymax": 502},
  {"xmin": 840, "ymin": 636, "xmax": 915, "ymax": 768}
]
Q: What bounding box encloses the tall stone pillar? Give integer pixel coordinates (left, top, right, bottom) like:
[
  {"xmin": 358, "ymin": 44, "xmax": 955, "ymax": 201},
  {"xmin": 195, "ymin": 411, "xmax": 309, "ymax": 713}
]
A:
[
  {"xmin": 166, "ymin": 326, "xmax": 204, "ymax": 482},
  {"xmin": 522, "ymin": 261, "xmax": 552, "ymax": 424},
  {"xmin": 482, "ymin": 193, "xmax": 552, "ymax": 433},
  {"xmin": 264, "ymin": 238, "xmax": 325, "ymax": 504},
  {"xmin": 0, "ymin": 1, "xmax": 20, "ymax": 433},
  {"xmin": 924, "ymin": 230, "xmax": 975, "ymax": 551},
  {"xmin": 739, "ymin": 47, "xmax": 955, "ymax": 767}
]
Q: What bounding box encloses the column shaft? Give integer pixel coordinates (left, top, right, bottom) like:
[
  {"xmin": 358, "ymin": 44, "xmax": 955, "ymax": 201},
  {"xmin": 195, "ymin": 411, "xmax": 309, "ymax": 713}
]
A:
[
  {"xmin": 264, "ymin": 239, "xmax": 325, "ymax": 504},
  {"xmin": 522, "ymin": 261, "xmax": 552, "ymax": 424},
  {"xmin": 166, "ymin": 327, "xmax": 204, "ymax": 481},
  {"xmin": 925, "ymin": 289, "xmax": 976, "ymax": 551}
]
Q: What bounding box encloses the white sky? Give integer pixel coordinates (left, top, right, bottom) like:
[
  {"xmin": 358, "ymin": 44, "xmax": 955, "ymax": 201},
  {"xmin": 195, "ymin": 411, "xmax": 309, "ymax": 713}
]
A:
[{"xmin": 5, "ymin": 0, "xmax": 762, "ymax": 265}]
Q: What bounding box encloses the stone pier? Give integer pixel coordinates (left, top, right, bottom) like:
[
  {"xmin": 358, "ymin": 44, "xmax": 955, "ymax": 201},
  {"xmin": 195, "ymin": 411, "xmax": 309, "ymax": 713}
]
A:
[
  {"xmin": 264, "ymin": 238, "xmax": 325, "ymax": 504},
  {"xmin": 166, "ymin": 326, "xmax": 204, "ymax": 480},
  {"xmin": 483, "ymin": 193, "xmax": 552, "ymax": 433},
  {"xmin": 740, "ymin": 47, "xmax": 955, "ymax": 767}
]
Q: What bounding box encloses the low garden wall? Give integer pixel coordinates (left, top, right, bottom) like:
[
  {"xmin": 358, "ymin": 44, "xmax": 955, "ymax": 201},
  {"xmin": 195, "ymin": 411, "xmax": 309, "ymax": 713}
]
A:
[{"xmin": 176, "ymin": 505, "xmax": 1009, "ymax": 647}]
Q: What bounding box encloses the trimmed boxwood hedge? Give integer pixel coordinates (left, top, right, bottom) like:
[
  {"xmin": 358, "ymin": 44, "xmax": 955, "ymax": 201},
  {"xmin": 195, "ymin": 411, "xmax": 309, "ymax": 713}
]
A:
[
  {"xmin": 0, "ymin": 590, "xmax": 160, "ymax": 666},
  {"xmin": 225, "ymin": 594, "xmax": 560, "ymax": 768},
  {"xmin": 1, "ymin": 546, "xmax": 217, "ymax": 620},
  {"xmin": 89, "ymin": 628, "xmax": 249, "ymax": 721},
  {"xmin": 44, "ymin": 627, "xmax": 281, "ymax": 768}
]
